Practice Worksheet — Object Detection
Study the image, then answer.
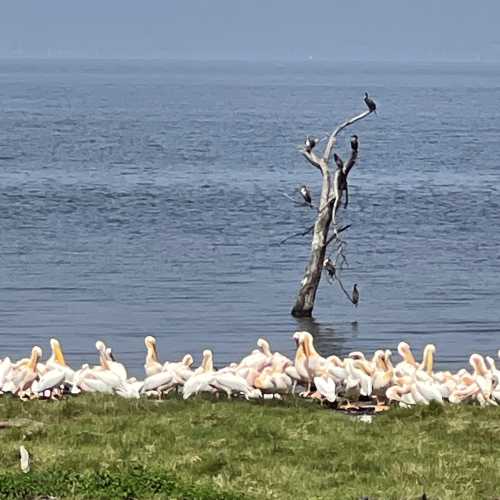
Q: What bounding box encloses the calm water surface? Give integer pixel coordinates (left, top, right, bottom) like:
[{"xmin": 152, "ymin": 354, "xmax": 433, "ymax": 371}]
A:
[{"xmin": 0, "ymin": 60, "xmax": 499, "ymax": 374}]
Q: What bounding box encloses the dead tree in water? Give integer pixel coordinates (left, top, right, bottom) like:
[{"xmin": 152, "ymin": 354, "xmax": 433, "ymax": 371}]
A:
[{"xmin": 290, "ymin": 97, "xmax": 376, "ymax": 318}]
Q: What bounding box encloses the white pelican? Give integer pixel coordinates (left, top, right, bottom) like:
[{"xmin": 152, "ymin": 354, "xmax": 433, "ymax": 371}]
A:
[
  {"xmin": 395, "ymin": 342, "xmax": 418, "ymax": 376},
  {"xmin": 45, "ymin": 338, "xmax": 76, "ymax": 384},
  {"xmin": 254, "ymin": 364, "xmax": 292, "ymax": 396},
  {"xmin": 0, "ymin": 357, "xmax": 12, "ymax": 390},
  {"xmin": 386, "ymin": 385, "xmax": 416, "ymax": 407},
  {"xmin": 295, "ymin": 332, "xmax": 349, "ymax": 391},
  {"xmin": 8, "ymin": 347, "xmax": 42, "ymax": 395},
  {"xmin": 31, "ymin": 368, "xmax": 66, "ymax": 397},
  {"xmin": 413, "ymin": 372, "xmax": 443, "ymax": 405},
  {"xmin": 237, "ymin": 338, "xmax": 272, "ymax": 371},
  {"xmin": 486, "ymin": 356, "xmax": 500, "ymax": 386},
  {"xmin": 469, "ymin": 354, "xmax": 494, "ymax": 403},
  {"xmin": 344, "ymin": 358, "xmax": 372, "ymax": 397},
  {"xmin": 144, "ymin": 336, "xmax": 162, "ymax": 377},
  {"xmin": 95, "ymin": 341, "xmax": 127, "ymax": 381},
  {"xmin": 313, "ymin": 371, "xmax": 337, "ymax": 403},
  {"xmin": 418, "ymin": 344, "xmax": 436, "ymax": 376},
  {"xmin": 141, "ymin": 370, "xmax": 177, "ymax": 397},
  {"xmin": 115, "ymin": 379, "xmax": 143, "ymax": 399},
  {"xmin": 163, "ymin": 354, "xmax": 194, "ymax": 384},
  {"xmin": 183, "ymin": 350, "xmax": 217, "ymax": 399},
  {"xmin": 372, "ymin": 350, "xmax": 393, "ymax": 397}
]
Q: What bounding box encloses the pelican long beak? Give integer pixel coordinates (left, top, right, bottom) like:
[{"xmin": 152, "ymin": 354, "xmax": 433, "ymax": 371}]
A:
[
  {"xmin": 146, "ymin": 338, "xmax": 159, "ymax": 363},
  {"xmin": 52, "ymin": 339, "xmax": 66, "ymax": 366},
  {"xmin": 404, "ymin": 346, "xmax": 417, "ymax": 365},
  {"xmin": 426, "ymin": 349, "xmax": 434, "ymax": 375},
  {"xmin": 29, "ymin": 347, "xmax": 42, "ymax": 371},
  {"xmin": 303, "ymin": 336, "xmax": 310, "ymax": 358}
]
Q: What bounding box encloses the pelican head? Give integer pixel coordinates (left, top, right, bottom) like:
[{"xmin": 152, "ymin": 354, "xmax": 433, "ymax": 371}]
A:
[
  {"xmin": 201, "ymin": 350, "xmax": 214, "ymax": 372},
  {"xmin": 348, "ymin": 351, "xmax": 366, "ymax": 361},
  {"xmin": 257, "ymin": 338, "xmax": 271, "ymax": 356},
  {"xmin": 144, "ymin": 336, "xmax": 159, "ymax": 362},
  {"xmin": 95, "ymin": 341, "xmax": 108, "ymax": 368},
  {"xmin": 384, "ymin": 350, "xmax": 394, "ymax": 370},
  {"xmin": 421, "ymin": 344, "xmax": 436, "ymax": 375},
  {"xmin": 469, "ymin": 354, "xmax": 488, "ymax": 376},
  {"xmin": 96, "ymin": 340, "xmax": 106, "ymax": 353},
  {"xmin": 50, "ymin": 338, "xmax": 66, "ymax": 366},
  {"xmin": 327, "ymin": 355, "xmax": 344, "ymax": 367},
  {"xmin": 30, "ymin": 346, "xmax": 43, "ymax": 370},
  {"xmin": 292, "ymin": 331, "xmax": 302, "ymax": 348},
  {"xmin": 294, "ymin": 331, "xmax": 317, "ymax": 357},
  {"xmin": 397, "ymin": 342, "xmax": 417, "ymax": 365},
  {"xmin": 182, "ymin": 354, "xmax": 194, "ymax": 367},
  {"xmin": 486, "ymin": 356, "xmax": 496, "ymax": 372},
  {"xmin": 372, "ymin": 350, "xmax": 386, "ymax": 370}
]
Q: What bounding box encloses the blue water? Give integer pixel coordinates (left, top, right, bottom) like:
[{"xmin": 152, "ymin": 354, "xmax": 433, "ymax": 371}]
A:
[{"xmin": 0, "ymin": 59, "xmax": 499, "ymax": 374}]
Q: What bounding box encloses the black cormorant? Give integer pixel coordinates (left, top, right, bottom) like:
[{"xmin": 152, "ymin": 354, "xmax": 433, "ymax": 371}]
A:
[
  {"xmin": 304, "ymin": 136, "xmax": 318, "ymax": 152},
  {"xmin": 299, "ymin": 185, "xmax": 312, "ymax": 205},
  {"xmin": 323, "ymin": 258, "xmax": 336, "ymax": 279},
  {"xmin": 350, "ymin": 135, "xmax": 359, "ymax": 151},
  {"xmin": 352, "ymin": 284, "xmax": 359, "ymax": 307},
  {"xmin": 364, "ymin": 92, "xmax": 377, "ymax": 113}
]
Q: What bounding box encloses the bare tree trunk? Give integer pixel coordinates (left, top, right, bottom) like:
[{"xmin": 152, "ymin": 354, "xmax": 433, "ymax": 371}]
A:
[
  {"xmin": 291, "ymin": 167, "xmax": 333, "ymax": 317},
  {"xmin": 291, "ymin": 107, "xmax": 373, "ymax": 318}
]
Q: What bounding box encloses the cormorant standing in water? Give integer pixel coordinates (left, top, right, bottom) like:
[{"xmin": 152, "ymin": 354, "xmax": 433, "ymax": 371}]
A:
[
  {"xmin": 352, "ymin": 284, "xmax": 359, "ymax": 307},
  {"xmin": 323, "ymin": 258, "xmax": 336, "ymax": 279},
  {"xmin": 304, "ymin": 136, "xmax": 318, "ymax": 153},
  {"xmin": 364, "ymin": 92, "xmax": 377, "ymax": 113},
  {"xmin": 299, "ymin": 185, "xmax": 312, "ymax": 205},
  {"xmin": 350, "ymin": 135, "xmax": 359, "ymax": 152}
]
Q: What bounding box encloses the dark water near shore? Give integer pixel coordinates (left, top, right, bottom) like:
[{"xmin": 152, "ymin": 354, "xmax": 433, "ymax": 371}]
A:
[{"xmin": 0, "ymin": 59, "xmax": 499, "ymax": 374}]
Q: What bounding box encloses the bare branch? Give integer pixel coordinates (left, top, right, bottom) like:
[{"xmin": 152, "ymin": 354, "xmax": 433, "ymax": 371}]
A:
[
  {"xmin": 323, "ymin": 109, "xmax": 372, "ymax": 162},
  {"xmin": 335, "ymin": 274, "xmax": 356, "ymax": 304},
  {"xmin": 324, "ymin": 224, "xmax": 351, "ymax": 248},
  {"xmin": 278, "ymin": 223, "xmax": 314, "ymax": 245},
  {"xmin": 301, "ymin": 149, "xmax": 322, "ymax": 171}
]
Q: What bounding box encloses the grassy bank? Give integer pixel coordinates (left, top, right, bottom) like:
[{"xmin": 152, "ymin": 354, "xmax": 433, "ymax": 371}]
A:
[{"xmin": 0, "ymin": 395, "xmax": 499, "ymax": 499}]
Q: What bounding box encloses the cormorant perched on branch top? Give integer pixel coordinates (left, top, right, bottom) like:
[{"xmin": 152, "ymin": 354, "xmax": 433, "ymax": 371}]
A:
[
  {"xmin": 304, "ymin": 136, "xmax": 318, "ymax": 153},
  {"xmin": 364, "ymin": 92, "xmax": 377, "ymax": 113},
  {"xmin": 299, "ymin": 185, "xmax": 312, "ymax": 205},
  {"xmin": 350, "ymin": 135, "xmax": 359, "ymax": 151}
]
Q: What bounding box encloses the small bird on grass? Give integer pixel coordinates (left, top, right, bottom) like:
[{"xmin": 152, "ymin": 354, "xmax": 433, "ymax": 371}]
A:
[
  {"xmin": 352, "ymin": 284, "xmax": 359, "ymax": 307},
  {"xmin": 299, "ymin": 185, "xmax": 312, "ymax": 205},
  {"xmin": 364, "ymin": 92, "xmax": 377, "ymax": 113}
]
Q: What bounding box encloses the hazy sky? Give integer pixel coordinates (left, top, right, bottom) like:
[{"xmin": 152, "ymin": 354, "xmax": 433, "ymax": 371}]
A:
[{"xmin": 1, "ymin": 0, "xmax": 499, "ymax": 61}]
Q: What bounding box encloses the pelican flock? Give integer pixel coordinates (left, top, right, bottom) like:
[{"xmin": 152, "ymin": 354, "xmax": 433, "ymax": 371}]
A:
[{"xmin": 0, "ymin": 333, "xmax": 499, "ymax": 410}]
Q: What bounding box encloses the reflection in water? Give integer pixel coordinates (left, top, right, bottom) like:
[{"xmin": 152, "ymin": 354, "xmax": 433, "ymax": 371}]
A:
[{"xmin": 293, "ymin": 316, "xmax": 341, "ymax": 357}]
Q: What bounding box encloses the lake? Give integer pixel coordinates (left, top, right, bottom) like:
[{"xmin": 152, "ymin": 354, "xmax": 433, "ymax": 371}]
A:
[{"xmin": 0, "ymin": 59, "xmax": 499, "ymax": 374}]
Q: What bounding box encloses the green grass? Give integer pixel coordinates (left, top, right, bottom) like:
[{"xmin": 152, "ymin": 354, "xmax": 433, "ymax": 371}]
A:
[{"xmin": 0, "ymin": 395, "xmax": 499, "ymax": 499}]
